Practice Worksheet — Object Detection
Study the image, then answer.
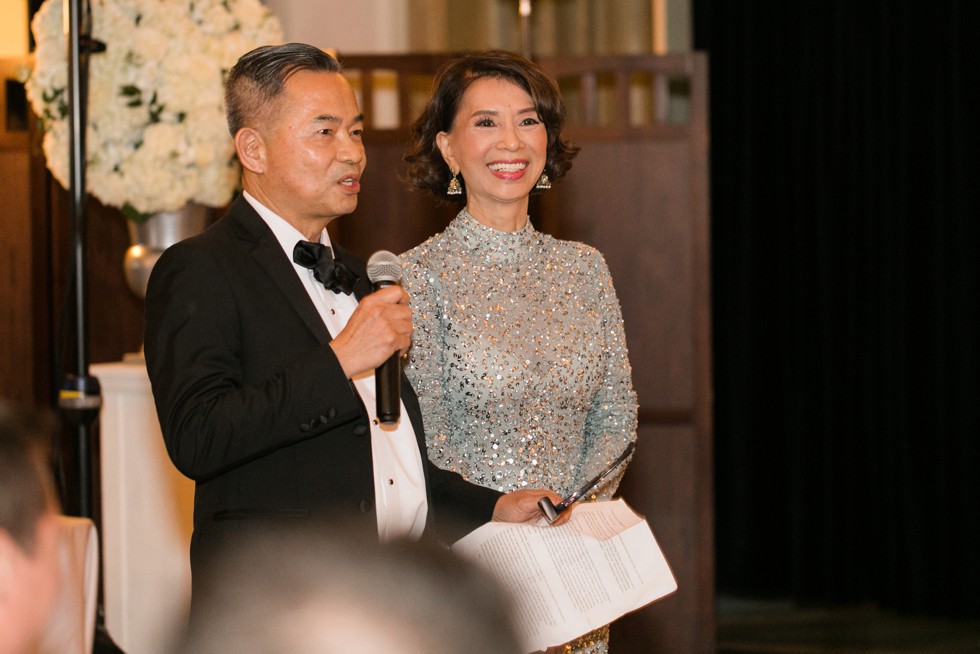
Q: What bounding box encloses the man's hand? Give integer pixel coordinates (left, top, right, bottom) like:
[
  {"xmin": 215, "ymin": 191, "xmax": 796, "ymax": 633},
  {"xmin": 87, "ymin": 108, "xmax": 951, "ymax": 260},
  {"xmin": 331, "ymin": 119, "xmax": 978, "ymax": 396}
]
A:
[
  {"xmin": 329, "ymin": 285, "xmax": 412, "ymax": 379},
  {"xmin": 492, "ymin": 489, "xmax": 572, "ymax": 526}
]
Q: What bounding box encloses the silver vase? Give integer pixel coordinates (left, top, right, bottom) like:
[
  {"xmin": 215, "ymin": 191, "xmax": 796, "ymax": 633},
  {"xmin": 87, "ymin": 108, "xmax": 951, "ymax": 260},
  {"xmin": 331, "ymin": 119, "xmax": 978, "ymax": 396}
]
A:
[{"xmin": 123, "ymin": 204, "xmax": 210, "ymax": 298}]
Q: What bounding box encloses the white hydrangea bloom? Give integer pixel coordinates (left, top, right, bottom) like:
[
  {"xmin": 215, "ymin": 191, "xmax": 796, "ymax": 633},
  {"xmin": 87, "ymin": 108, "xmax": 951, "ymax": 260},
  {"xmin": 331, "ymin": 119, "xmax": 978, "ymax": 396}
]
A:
[{"xmin": 24, "ymin": 0, "xmax": 283, "ymax": 217}]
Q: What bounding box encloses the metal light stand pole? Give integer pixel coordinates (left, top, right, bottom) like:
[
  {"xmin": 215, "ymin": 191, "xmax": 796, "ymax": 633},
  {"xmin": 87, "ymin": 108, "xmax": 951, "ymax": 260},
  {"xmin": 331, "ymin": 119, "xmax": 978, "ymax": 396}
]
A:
[{"xmin": 57, "ymin": 0, "xmax": 105, "ymax": 519}]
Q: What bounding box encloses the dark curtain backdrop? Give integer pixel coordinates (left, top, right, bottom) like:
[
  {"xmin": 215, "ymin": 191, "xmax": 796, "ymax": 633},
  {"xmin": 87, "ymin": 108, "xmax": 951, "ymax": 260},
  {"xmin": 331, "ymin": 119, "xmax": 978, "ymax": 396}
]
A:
[{"xmin": 694, "ymin": 1, "xmax": 979, "ymax": 618}]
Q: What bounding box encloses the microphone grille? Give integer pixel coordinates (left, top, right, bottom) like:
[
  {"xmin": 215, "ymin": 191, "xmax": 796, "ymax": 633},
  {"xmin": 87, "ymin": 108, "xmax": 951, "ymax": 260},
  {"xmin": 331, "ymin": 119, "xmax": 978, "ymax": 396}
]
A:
[{"xmin": 366, "ymin": 250, "xmax": 403, "ymax": 284}]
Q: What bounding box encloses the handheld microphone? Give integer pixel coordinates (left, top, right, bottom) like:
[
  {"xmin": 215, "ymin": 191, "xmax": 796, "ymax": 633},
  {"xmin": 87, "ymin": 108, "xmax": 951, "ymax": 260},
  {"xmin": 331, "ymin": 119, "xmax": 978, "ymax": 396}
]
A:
[{"xmin": 366, "ymin": 250, "xmax": 404, "ymax": 425}]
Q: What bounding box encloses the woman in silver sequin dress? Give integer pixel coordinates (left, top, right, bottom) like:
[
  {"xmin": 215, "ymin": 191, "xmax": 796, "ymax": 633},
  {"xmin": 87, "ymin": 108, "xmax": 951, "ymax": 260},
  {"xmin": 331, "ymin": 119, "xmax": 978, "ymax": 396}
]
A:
[{"xmin": 401, "ymin": 51, "xmax": 638, "ymax": 654}]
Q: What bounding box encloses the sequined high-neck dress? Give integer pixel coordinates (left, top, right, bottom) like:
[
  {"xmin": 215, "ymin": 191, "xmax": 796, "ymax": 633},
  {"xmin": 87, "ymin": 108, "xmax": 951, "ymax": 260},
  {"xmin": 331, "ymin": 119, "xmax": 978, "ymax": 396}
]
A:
[{"xmin": 402, "ymin": 209, "xmax": 638, "ymax": 654}]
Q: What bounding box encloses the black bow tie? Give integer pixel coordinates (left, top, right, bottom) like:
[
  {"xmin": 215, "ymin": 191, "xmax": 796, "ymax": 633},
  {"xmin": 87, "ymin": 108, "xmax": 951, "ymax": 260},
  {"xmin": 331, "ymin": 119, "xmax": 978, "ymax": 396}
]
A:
[{"xmin": 293, "ymin": 241, "xmax": 360, "ymax": 295}]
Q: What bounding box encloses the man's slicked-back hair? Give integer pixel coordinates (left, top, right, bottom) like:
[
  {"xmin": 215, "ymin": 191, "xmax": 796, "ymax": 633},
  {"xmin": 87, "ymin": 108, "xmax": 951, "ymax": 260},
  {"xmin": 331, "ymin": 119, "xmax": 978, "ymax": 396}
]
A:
[{"xmin": 225, "ymin": 43, "xmax": 342, "ymax": 136}]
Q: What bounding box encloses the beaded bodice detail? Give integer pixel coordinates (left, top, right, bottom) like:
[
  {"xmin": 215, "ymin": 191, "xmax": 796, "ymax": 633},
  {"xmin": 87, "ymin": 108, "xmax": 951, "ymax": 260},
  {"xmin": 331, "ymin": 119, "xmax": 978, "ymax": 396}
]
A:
[{"xmin": 402, "ymin": 210, "xmax": 637, "ymax": 499}]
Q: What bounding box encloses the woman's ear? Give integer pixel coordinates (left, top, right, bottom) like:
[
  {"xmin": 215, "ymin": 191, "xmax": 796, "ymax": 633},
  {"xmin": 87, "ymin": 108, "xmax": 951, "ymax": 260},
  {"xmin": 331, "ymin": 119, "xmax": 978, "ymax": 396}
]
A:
[
  {"xmin": 234, "ymin": 127, "xmax": 265, "ymax": 174},
  {"xmin": 436, "ymin": 131, "xmax": 455, "ymax": 173}
]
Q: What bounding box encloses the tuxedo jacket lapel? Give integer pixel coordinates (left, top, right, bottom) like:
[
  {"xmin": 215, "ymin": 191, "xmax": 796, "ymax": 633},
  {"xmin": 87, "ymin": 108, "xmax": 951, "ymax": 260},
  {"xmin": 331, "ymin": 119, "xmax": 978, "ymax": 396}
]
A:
[{"xmin": 227, "ymin": 197, "xmax": 334, "ymax": 347}]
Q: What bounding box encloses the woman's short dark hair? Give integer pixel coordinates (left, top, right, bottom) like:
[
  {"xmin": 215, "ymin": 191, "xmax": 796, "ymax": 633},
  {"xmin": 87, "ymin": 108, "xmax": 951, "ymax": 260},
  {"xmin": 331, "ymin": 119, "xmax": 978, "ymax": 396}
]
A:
[
  {"xmin": 404, "ymin": 50, "xmax": 579, "ymax": 202},
  {"xmin": 225, "ymin": 43, "xmax": 342, "ymax": 136}
]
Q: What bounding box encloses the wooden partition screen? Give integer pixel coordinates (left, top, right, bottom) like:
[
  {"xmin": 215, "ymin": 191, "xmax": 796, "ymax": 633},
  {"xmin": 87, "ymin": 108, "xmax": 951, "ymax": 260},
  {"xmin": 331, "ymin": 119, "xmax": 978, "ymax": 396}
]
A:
[{"xmin": 337, "ymin": 52, "xmax": 713, "ymax": 654}]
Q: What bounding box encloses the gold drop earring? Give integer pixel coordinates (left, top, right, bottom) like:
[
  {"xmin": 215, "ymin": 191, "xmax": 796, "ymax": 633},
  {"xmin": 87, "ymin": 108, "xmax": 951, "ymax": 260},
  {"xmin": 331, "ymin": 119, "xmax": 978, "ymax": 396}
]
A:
[{"xmin": 447, "ymin": 169, "xmax": 463, "ymax": 195}]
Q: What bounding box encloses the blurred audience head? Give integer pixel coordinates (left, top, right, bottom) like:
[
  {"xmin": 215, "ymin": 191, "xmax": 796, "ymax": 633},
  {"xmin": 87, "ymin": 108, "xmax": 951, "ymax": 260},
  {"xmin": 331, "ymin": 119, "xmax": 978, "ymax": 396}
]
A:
[
  {"xmin": 181, "ymin": 522, "xmax": 523, "ymax": 654},
  {"xmin": 0, "ymin": 400, "xmax": 60, "ymax": 654}
]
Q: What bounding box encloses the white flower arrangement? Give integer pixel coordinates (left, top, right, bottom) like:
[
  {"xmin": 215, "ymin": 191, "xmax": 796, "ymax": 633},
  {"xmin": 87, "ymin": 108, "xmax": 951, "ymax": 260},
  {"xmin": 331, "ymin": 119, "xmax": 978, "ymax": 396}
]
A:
[{"xmin": 23, "ymin": 0, "xmax": 283, "ymax": 220}]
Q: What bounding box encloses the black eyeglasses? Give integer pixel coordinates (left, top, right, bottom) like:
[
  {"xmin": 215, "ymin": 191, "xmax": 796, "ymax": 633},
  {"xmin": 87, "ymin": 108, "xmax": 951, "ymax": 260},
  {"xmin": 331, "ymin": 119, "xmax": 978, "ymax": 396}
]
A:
[{"xmin": 537, "ymin": 441, "xmax": 636, "ymax": 524}]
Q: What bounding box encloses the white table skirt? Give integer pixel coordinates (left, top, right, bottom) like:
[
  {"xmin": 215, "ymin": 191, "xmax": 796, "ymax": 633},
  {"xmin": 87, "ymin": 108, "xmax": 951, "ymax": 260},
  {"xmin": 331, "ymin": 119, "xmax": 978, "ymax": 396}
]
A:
[{"xmin": 94, "ymin": 360, "xmax": 193, "ymax": 654}]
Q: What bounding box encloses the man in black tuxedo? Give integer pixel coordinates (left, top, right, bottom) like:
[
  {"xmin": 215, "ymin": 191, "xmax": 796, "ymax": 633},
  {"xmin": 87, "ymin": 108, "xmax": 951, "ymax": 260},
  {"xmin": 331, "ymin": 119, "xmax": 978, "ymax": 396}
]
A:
[{"xmin": 144, "ymin": 43, "xmax": 564, "ymax": 604}]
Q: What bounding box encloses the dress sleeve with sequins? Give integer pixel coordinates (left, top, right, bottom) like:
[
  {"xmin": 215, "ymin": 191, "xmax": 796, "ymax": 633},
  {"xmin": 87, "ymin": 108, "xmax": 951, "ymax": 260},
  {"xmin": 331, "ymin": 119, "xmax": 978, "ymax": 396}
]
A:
[{"xmin": 579, "ymin": 250, "xmax": 639, "ymax": 500}]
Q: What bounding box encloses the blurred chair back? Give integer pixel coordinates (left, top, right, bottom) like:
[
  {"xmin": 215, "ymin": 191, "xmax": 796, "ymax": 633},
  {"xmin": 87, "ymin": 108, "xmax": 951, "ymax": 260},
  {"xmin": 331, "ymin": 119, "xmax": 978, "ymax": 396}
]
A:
[{"xmin": 39, "ymin": 516, "xmax": 99, "ymax": 654}]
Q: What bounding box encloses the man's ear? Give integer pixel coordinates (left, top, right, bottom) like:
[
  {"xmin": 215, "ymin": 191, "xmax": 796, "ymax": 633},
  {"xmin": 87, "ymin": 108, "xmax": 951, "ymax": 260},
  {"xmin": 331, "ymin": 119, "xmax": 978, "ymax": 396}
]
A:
[
  {"xmin": 436, "ymin": 131, "xmax": 456, "ymax": 173},
  {"xmin": 234, "ymin": 127, "xmax": 265, "ymax": 174}
]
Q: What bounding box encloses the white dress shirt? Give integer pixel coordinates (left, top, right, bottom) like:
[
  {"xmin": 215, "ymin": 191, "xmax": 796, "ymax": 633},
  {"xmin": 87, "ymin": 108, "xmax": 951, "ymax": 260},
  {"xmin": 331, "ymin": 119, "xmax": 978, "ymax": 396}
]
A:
[{"xmin": 244, "ymin": 192, "xmax": 428, "ymax": 542}]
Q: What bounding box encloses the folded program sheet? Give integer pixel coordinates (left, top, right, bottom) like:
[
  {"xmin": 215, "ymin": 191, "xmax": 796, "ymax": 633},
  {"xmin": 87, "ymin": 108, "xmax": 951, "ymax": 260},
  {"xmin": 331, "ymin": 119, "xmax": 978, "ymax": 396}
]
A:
[{"xmin": 453, "ymin": 499, "xmax": 677, "ymax": 652}]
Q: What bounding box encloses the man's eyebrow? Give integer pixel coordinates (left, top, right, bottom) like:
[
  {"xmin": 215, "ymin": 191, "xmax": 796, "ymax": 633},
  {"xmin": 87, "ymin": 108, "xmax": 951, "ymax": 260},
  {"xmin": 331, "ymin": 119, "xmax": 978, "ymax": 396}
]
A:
[{"xmin": 313, "ymin": 113, "xmax": 365, "ymax": 124}]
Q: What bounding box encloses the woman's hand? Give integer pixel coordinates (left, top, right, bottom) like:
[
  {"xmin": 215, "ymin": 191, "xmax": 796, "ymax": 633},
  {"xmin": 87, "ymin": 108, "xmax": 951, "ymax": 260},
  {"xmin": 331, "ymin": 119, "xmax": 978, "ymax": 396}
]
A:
[{"xmin": 491, "ymin": 489, "xmax": 573, "ymax": 526}]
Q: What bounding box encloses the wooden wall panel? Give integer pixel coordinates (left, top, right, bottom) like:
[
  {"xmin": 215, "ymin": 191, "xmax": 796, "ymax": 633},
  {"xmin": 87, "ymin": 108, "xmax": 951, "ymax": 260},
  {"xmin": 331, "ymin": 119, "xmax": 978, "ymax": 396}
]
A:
[
  {"xmin": 1, "ymin": 57, "xmax": 35, "ymax": 404},
  {"xmin": 36, "ymin": 187, "xmax": 145, "ymax": 389},
  {"xmin": 82, "ymin": 199, "xmax": 145, "ymax": 364},
  {"xmin": 0, "ymin": 149, "xmax": 34, "ymax": 403}
]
